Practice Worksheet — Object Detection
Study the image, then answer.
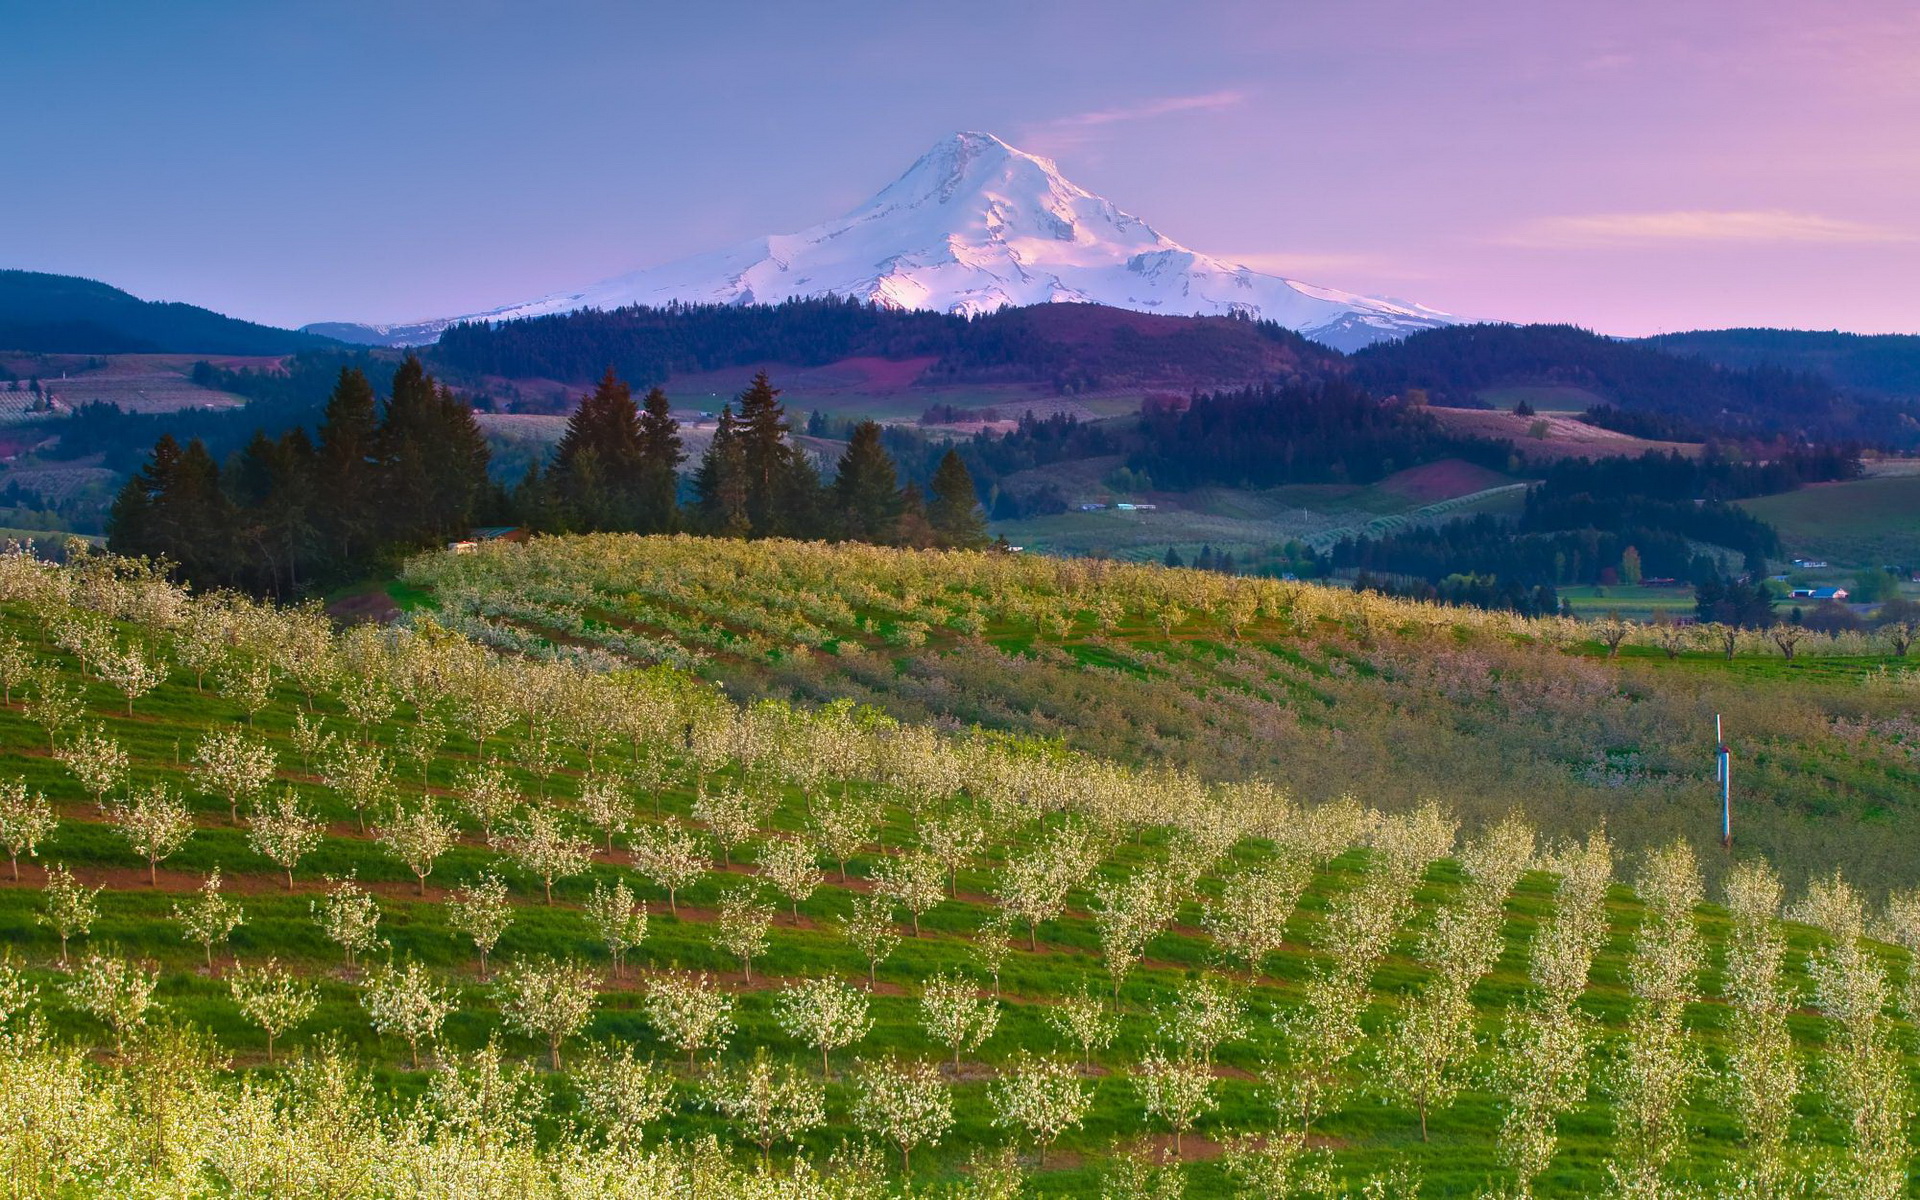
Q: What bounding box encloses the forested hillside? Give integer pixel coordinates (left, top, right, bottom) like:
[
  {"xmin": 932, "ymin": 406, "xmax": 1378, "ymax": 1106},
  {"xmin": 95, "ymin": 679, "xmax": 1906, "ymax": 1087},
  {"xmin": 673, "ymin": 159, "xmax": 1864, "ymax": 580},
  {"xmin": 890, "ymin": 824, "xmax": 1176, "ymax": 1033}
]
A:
[
  {"xmin": 430, "ymin": 298, "xmax": 1336, "ymax": 393},
  {"xmin": 1654, "ymin": 328, "xmax": 1920, "ymax": 399},
  {"xmin": 0, "ymin": 271, "xmax": 340, "ymax": 356},
  {"xmin": 1353, "ymin": 323, "xmax": 1918, "ymax": 447}
]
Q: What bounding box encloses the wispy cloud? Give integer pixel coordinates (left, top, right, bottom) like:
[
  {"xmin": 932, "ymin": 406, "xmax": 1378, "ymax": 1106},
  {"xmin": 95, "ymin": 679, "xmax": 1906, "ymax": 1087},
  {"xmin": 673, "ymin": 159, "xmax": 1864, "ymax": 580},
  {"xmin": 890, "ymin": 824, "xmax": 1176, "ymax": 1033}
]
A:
[
  {"xmin": 1020, "ymin": 91, "xmax": 1248, "ymax": 152},
  {"xmin": 1043, "ymin": 90, "xmax": 1248, "ymax": 130},
  {"xmin": 1502, "ymin": 209, "xmax": 1913, "ymax": 248}
]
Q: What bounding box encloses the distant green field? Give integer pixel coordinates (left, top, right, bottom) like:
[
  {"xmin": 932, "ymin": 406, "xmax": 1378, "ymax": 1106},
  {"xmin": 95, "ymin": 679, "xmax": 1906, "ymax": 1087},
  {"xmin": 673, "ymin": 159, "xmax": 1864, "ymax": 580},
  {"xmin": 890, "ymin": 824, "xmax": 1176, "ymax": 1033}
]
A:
[
  {"xmin": 996, "ymin": 462, "xmax": 1525, "ymax": 563},
  {"xmin": 1739, "ymin": 474, "xmax": 1920, "ymax": 567},
  {"xmin": 1473, "ymin": 385, "xmax": 1609, "ymax": 412},
  {"xmin": 1558, "ymin": 584, "xmax": 1698, "ymax": 619}
]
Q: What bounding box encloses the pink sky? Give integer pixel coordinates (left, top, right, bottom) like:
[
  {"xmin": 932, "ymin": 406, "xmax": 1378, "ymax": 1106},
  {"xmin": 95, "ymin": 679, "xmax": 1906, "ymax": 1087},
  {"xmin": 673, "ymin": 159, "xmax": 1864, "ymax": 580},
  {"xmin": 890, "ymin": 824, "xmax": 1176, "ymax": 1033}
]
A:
[{"xmin": 6, "ymin": 2, "xmax": 1918, "ymax": 335}]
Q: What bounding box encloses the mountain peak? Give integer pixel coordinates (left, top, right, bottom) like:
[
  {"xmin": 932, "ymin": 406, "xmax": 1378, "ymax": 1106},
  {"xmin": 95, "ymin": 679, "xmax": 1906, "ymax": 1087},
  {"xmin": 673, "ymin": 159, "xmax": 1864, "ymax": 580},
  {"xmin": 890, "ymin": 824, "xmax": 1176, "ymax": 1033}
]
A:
[{"xmin": 378, "ymin": 134, "xmax": 1454, "ymax": 350}]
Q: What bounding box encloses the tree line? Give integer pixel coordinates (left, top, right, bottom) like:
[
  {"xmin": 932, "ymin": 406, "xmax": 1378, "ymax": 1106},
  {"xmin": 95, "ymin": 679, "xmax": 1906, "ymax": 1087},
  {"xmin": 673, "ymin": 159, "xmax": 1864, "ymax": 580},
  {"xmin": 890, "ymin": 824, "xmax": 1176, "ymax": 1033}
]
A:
[
  {"xmin": 107, "ymin": 358, "xmax": 494, "ymax": 595},
  {"xmin": 514, "ymin": 368, "xmax": 987, "ymax": 552},
  {"xmin": 107, "ymin": 364, "xmax": 989, "ymax": 596},
  {"xmin": 1128, "ymin": 380, "xmax": 1511, "ymax": 490}
]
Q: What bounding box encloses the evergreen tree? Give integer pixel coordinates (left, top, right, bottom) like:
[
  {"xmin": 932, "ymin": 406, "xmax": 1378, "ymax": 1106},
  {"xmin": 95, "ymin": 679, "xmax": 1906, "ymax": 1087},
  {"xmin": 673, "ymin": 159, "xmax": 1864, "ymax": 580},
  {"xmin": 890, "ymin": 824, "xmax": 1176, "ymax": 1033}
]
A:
[
  {"xmin": 691, "ymin": 407, "xmax": 750, "ymax": 537},
  {"xmin": 377, "ymin": 359, "xmax": 490, "ymax": 547},
  {"xmin": 634, "ymin": 386, "xmax": 685, "ymax": 534},
  {"xmin": 832, "ymin": 421, "xmax": 904, "ymax": 543},
  {"xmin": 927, "ymin": 450, "xmax": 987, "ymax": 549},
  {"xmin": 551, "ymin": 368, "xmax": 645, "ymax": 531},
  {"xmin": 895, "ymin": 481, "xmax": 938, "ymax": 549},
  {"xmin": 314, "ymin": 368, "xmax": 382, "ymax": 567},
  {"xmin": 734, "ymin": 371, "xmax": 799, "ymax": 536},
  {"xmin": 227, "ymin": 428, "xmax": 318, "ymax": 596},
  {"xmin": 1165, "ymin": 546, "xmax": 1184, "ymax": 568},
  {"xmin": 108, "ymin": 435, "xmax": 234, "ymax": 587}
]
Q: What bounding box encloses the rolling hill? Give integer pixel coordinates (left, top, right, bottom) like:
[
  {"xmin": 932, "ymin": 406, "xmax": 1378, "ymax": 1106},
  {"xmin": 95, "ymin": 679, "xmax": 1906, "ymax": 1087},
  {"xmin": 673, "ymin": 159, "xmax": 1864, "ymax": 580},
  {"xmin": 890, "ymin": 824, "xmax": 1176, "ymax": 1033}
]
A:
[{"xmin": 0, "ymin": 271, "xmax": 340, "ymax": 356}]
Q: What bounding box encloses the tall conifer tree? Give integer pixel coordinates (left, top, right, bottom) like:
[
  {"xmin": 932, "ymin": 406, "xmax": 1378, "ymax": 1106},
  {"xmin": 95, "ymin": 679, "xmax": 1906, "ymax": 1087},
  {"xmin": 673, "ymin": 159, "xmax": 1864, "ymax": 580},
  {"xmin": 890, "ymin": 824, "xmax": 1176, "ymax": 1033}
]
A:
[
  {"xmin": 552, "ymin": 367, "xmax": 645, "ymax": 531},
  {"xmin": 734, "ymin": 371, "xmax": 798, "ymax": 537},
  {"xmin": 832, "ymin": 421, "xmax": 904, "ymax": 543},
  {"xmin": 314, "ymin": 368, "xmax": 381, "ymax": 567},
  {"xmin": 927, "ymin": 450, "xmax": 988, "ymax": 549},
  {"xmin": 634, "ymin": 386, "xmax": 684, "ymax": 534},
  {"xmin": 691, "ymin": 407, "xmax": 750, "ymax": 537}
]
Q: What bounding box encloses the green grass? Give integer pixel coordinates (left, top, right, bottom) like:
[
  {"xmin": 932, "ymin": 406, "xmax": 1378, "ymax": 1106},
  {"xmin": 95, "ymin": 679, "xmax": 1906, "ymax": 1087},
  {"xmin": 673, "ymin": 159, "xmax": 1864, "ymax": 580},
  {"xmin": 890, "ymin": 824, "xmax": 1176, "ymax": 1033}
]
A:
[
  {"xmin": 1739, "ymin": 472, "xmax": 1920, "ymax": 568},
  {"xmin": 1559, "ymin": 584, "xmax": 1700, "ymax": 618},
  {"xmin": 7, "ymin": 547, "xmax": 1920, "ymax": 1194},
  {"xmin": 1472, "ymin": 385, "xmax": 1610, "ymax": 413}
]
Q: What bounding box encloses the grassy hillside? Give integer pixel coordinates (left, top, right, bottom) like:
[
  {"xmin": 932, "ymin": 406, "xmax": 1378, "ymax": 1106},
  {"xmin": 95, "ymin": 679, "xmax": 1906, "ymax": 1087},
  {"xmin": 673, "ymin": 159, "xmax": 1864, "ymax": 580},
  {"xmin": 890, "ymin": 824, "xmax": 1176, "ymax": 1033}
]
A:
[
  {"xmin": 404, "ymin": 535, "xmax": 1920, "ymax": 892},
  {"xmin": 1738, "ymin": 468, "xmax": 1920, "ymax": 568},
  {"xmin": 3, "ymin": 546, "xmax": 1920, "ymax": 1197}
]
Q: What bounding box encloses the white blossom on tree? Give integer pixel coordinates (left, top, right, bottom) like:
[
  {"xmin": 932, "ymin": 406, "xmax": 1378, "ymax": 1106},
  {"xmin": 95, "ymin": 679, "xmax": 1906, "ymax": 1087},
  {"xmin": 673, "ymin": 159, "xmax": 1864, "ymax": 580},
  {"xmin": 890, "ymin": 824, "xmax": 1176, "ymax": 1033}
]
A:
[
  {"xmin": 108, "ymin": 783, "xmax": 195, "ymax": 886},
  {"xmin": 642, "ymin": 970, "xmax": 735, "ymax": 1071},
  {"xmin": 1091, "ymin": 866, "xmax": 1178, "ymax": 1000},
  {"xmin": 995, "ymin": 845, "xmax": 1075, "ymax": 952},
  {"xmin": 918, "ymin": 807, "xmax": 985, "ymax": 896},
  {"xmin": 320, "ymin": 742, "xmax": 393, "ymax": 835},
  {"xmin": 1203, "ymin": 856, "xmax": 1312, "ymax": 976},
  {"xmin": 23, "ymin": 668, "xmax": 82, "ymax": 751},
  {"xmin": 491, "ymin": 807, "xmax": 593, "ymax": 904},
  {"xmin": 812, "ymin": 792, "xmax": 874, "ymax": 881},
  {"xmin": 971, "ymin": 910, "xmax": 1016, "ymax": 997},
  {"xmin": 989, "ymin": 1052, "xmax": 1093, "ymax": 1168},
  {"xmin": 759, "ymin": 835, "xmax": 823, "ymax": 921},
  {"xmin": 714, "ymin": 881, "xmax": 775, "ymax": 983},
  {"xmin": 842, "ymin": 892, "xmax": 902, "ymax": 990},
  {"xmin": 702, "ymin": 1050, "xmax": 825, "ymax": 1165},
  {"xmin": 397, "ymin": 713, "xmax": 446, "ymax": 788},
  {"xmin": 852, "ymin": 1054, "xmax": 954, "ymax": 1173},
  {"xmin": 96, "ymin": 643, "xmax": 163, "ymax": 716},
  {"xmin": 54, "ymin": 725, "xmax": 128, "ymax": 809},
  {"xmin": 453, "ymin": 761, "xmax": 520, "ymax": 839},
  {"xmin": 246, "ymin": 786, "xmax": 324, "ymax": 891},
  {"xmin": 447, "ymin": 872, "xmax": 514, "ymax": 979},
  {"xmin": 216, "ymin": 655, "xmax": 278, "ymax": 725},
  {"xmin": 774, "ymin": 975, "xmax": 871, "ymax": 1076},
  {"xmin": 227, "ymin": 957, "xmax": 315, "ymax": 1064},
  {"xmin": 312, "ymin": 872, "xmax": 383, "ymax": 969},
  {"xmin": 582, "ymin": 877, "xmax": 648, "ymax": 977},
  {"xmin": 1133, "ymin": 1047, "xmax": 1217, "ymax": 1156},
  {"xmin": 375, "ymin": 800, "xmax": 459, "ymax": 896},
  {"xmin": 920, "ymin": 971, "xmax": 999, "ymax": 1066},
  {"xmin": 1159, "ymin": 973, "xmax": 1249, "ymax": 1068},
  {"xmin": 1045, "ymin": 980, "xmax": 1118, "ymax": 1067},
  {"xmin": 66, "ymin": 953, "xmax": 158, "ymax": 1055},
  {"xmin": 495, "ymin": 955, "xmax": 599, "ymax": 1070},
  {"xmin": 39, "ymin": 863, "xmax": 101, "ymax": 964},
  {"xmin": 1268, "ymin": 970, "xmax": 1368, "ymax": 1136},
  {"xmin": 575, "ymin": 772, "xmax": 636, "ymax": 855},
  {"xmin": 0, "ymin": 779, "xmax": 56, "ymax": 881},
  {"xmin": 172, "ymin": 868, "xmax": 243, "ymax": 969},
  {"xmin": 873, "ymin": 849, "xmax": 947, "ymax": 936},
  {"xmin": 629, "ymin": 822, "xmax": 709, "ymax": 915},
  {"xmin": 362, "ymin": 958, "xmax": 456, "ymax": 1069},
  {"xmin": 692, "ymin": 783, "xmax": 769, "ymax": 868},
  {"xmin": 572, "ymin": 1041, "xmax": 673, "ymax": 1148},
  {"xmin": 288, "ymin": 710, "xmax": 334, "ymax": 773}
]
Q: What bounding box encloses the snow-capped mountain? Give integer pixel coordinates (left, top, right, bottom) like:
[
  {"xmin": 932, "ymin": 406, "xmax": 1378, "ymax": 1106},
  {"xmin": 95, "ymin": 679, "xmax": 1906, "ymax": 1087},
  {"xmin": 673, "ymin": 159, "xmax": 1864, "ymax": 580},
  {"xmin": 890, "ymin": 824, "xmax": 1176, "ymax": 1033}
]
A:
[{"xmin": 319, "ymin": 132, "xmax": 1453, "ymax": 350}]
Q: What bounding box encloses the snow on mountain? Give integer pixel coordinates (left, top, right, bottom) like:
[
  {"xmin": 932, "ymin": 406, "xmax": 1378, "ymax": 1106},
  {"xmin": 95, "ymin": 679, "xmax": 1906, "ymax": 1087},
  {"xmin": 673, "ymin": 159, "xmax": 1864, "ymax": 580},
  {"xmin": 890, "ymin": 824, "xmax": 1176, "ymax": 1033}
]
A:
[{"xmin": 349, "ymin": 132, "xmax": 1453, "ymax": 350}]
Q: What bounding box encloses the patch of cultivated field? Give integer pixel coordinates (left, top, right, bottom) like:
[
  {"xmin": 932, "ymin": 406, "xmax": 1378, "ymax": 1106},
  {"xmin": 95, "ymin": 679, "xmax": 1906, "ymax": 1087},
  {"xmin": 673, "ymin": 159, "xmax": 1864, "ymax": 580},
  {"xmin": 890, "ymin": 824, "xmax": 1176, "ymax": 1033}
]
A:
[
  {"xmin": 1473, "ymin": 385, "xmax": 1610, "ymax": 412},
  {"xmin": 1738, "ymin": 471, "xmax": 1920, "ymax": 568},
  {"xmin": 1428, "ymin": 408, "xmax": 1700, "ymax": 462}
]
